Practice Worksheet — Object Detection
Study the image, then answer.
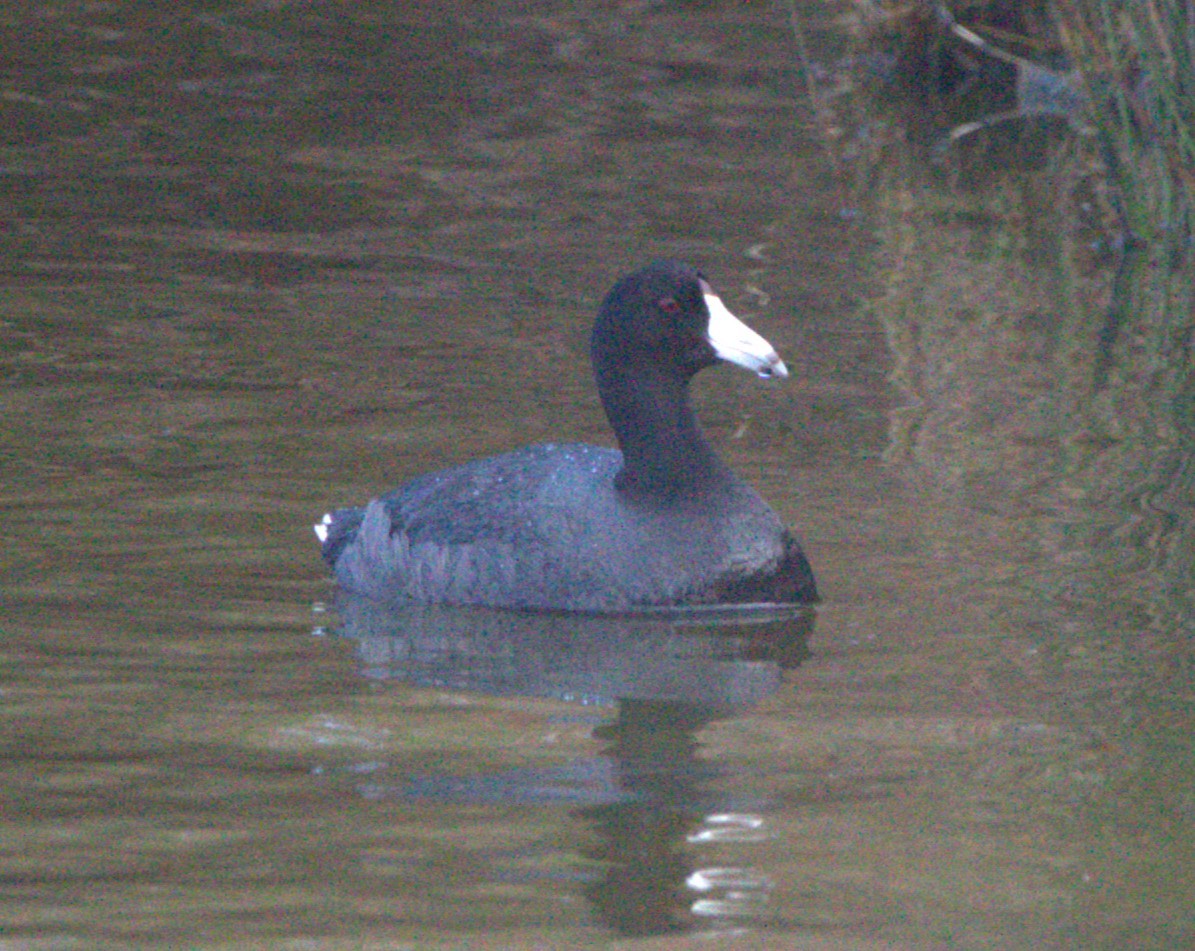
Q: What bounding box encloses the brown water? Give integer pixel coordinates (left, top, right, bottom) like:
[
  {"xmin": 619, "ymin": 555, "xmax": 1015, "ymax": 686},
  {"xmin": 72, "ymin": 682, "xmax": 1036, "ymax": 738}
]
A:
[{"xmin": 2, "ymin": 2, "xmax": 1192, "ymax": 948}]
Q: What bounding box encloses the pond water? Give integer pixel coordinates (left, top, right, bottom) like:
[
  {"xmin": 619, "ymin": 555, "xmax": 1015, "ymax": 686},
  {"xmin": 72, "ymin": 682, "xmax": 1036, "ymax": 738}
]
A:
[{"xmin": 2, "ymin": 2, "xmax": 1192, "ymax": 948}]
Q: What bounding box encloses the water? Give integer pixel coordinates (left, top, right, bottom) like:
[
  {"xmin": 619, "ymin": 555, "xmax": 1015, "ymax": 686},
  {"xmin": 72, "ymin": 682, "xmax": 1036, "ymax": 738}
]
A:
[{"xmin": 2, "ymin": 2, "xmax": 1192, "ymax": 947}]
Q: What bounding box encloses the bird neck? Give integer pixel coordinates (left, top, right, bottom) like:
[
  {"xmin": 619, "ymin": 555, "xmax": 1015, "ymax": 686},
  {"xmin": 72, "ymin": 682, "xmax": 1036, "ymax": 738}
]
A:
[{"xmin": 595, "ymin": 360, "xmax": 730, "ymax": 498}]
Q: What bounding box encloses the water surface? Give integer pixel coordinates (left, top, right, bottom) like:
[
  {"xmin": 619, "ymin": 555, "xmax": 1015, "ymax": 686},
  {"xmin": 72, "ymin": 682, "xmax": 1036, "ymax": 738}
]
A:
[{"xmin": 2, "ymin": 1, "xmax": 1191, "ymax": 947}]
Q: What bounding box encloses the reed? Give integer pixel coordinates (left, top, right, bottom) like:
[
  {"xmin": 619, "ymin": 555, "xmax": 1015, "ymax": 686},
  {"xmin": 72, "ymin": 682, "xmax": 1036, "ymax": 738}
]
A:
[{"xmin": 1050, "ymin": 0, "xmax": 1194, "ymax": 249}]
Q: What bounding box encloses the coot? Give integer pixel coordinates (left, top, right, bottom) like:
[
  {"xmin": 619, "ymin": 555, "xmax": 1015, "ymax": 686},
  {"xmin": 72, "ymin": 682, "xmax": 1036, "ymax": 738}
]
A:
[{"xmin": 315, "ymin": 261, "xmax": 817, "ymax": 612}]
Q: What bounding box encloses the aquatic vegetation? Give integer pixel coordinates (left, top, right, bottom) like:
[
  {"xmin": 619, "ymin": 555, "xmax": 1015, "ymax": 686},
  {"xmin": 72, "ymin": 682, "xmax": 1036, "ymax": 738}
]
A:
[{"xmin": 1052, "ymin": 0, "xmax": 1195, "ymax": 249}]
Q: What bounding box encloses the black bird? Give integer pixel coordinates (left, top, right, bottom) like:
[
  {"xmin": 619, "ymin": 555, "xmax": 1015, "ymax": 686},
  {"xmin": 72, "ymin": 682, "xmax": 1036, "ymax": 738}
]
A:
[{"xmin": 315, "ymin": 261, "xmax": 817, "ymax": 612}]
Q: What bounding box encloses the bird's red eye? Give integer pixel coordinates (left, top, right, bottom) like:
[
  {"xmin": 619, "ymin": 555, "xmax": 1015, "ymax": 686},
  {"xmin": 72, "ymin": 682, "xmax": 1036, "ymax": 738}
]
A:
[{"xmin": 658, "ymin": 297, "xmax": 680, "ymax": 314}]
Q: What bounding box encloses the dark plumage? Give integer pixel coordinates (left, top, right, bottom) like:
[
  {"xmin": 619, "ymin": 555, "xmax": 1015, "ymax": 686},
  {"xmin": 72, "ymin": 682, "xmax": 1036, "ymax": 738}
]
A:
[{"xmin": 316, "ymin": 261, "xmax": 816, "ymax": 612}]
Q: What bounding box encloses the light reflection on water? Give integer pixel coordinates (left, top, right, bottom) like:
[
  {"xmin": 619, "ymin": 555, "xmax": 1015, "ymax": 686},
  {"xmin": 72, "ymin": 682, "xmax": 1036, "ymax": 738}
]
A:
[{"xmin": 1, "ymin": 0, "xmax": 1191, "ymax": 947}]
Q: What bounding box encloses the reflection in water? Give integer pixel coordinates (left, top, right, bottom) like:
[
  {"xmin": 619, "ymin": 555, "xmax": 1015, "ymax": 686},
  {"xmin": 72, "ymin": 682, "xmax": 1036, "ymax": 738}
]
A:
[
  {"xmin": 819, "ymin": 0, "xmax": 1194, "ymax": 646},
  {"xmin": 330, "ymin": 595, "xmax": 813, "ymax": 937},
  {"xmin": 881, "ymin": 179, "xmax": 1192, "ymax": 651},
  {"xmin": 793, "ymin": 13, "xmax": 1195, "ymax": 944},
  {"xmin": 582, "ymin": 701, "xmax": 725, "ymax": 937},
  {"xmin": 4, "ymin": 0, "xmax": 1192, "ymax": 945},
  {"xmin": 807, "ymin": 23, "xmax": 1195, "ymax": 947}
]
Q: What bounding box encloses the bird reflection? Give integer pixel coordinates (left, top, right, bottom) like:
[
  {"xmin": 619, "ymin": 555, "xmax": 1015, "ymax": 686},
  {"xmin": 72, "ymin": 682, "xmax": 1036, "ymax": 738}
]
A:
[{"xmin": 325, "ymin": 596, "xmax": 814, "ymax": 937}]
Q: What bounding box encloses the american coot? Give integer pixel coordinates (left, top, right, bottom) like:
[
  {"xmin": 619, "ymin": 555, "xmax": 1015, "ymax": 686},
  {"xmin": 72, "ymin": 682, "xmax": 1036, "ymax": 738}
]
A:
[{"xmin": 315, "ymin": 261, "xmax": 817, "ymax": 612}]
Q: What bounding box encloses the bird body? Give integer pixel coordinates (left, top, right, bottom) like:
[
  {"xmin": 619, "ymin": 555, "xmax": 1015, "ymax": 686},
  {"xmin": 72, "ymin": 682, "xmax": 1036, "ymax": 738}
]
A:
[{"xmin": 316, "ymin": 261, "xmax": 816, "ymax": 612}]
